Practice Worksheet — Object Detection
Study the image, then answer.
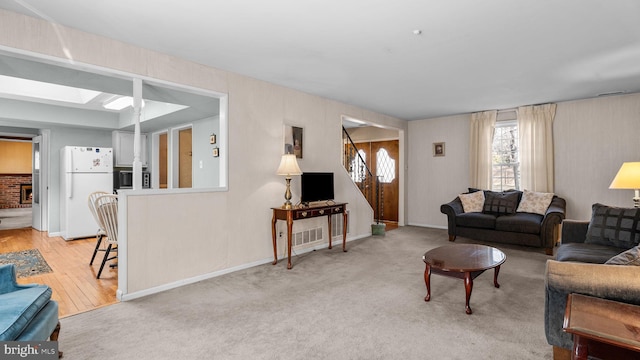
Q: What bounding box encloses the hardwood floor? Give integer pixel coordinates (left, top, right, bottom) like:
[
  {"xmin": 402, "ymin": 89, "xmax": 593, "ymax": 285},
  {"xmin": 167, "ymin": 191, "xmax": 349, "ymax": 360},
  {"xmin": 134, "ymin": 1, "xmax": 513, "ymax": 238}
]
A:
[
  {"xmin": 0, "ymin": 228, "xmax": 118, "ymax": 318},
  {"xmin": 382, "ymin": 221, "xmax": 399, "ymax": 231}
]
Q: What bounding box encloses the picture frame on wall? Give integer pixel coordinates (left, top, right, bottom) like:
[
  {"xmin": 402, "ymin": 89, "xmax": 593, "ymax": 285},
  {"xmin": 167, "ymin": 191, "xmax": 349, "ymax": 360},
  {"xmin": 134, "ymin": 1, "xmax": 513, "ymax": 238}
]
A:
[
  {"xmin": 433, "ymin": 142, "xmax": 445, "ymax": 157},
  {"xmin": 284, "ymin": 124, "xmax": 303, "ymax": 159}
]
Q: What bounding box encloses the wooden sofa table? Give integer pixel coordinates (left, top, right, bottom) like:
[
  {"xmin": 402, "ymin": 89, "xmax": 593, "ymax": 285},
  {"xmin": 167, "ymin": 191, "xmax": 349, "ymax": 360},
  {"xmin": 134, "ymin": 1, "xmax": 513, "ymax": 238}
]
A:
[
  {"xmin": 563, "ymin": 293, "xmax": 640, "ymax": 360},
  {"xmin": 271, "ymin": 202, "xmax": 347, "ymax": 269}
]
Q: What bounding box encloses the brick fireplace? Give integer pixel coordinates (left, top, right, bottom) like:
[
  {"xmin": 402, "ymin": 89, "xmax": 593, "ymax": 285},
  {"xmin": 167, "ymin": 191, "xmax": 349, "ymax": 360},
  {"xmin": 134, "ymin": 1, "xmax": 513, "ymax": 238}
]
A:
[{"xmin": 0, "ymin": 174, "xmax": 32, "ymax": 209}]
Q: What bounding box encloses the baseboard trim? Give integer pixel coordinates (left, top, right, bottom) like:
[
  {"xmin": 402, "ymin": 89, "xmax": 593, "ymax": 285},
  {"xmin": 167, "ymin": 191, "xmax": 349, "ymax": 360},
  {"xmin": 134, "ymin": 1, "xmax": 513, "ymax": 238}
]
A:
[{"xmin": 407, "ymin": 223, "xmax": 447, "ymax": 230}]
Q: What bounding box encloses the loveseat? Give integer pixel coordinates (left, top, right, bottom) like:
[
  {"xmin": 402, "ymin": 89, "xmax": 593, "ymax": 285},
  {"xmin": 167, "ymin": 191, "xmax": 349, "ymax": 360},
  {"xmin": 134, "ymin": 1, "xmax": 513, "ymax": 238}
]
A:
[
  {"xmin": 544, "ymin": 203, "xmax": 640, "ymax": 355},
  {"xmin": 441, "ymin": 189, "xmax": 566, "ymax": 255},
  {"xmin": 0, "ymin": 264, "xmax": 61, "ymax": 349}
]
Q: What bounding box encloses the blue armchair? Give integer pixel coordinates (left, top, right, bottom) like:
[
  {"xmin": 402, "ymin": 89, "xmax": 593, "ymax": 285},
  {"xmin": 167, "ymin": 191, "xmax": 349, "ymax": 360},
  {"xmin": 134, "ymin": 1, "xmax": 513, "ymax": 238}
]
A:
[{"xmin": 0, "ymin": 264, "xmax": 61, "ymax": 345}]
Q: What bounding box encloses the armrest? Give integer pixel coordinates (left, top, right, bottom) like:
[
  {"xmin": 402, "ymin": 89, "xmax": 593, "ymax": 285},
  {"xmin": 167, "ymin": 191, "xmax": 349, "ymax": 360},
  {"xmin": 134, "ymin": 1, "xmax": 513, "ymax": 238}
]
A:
[
  {"xmin": 0, "ymin": 264, "xmax": 36, "ymax": 295},
  {"xmin": 544, "ymin": 260, "xmax": 640, "ymax": 349},
  {"xmin": 539, "ymin": 197, "xmax": 566, "ymax": 250},
  {"xmin": 440, "ymin": 197, "xmax": 463, "ymax": 236},
  {"xmin": 560, "ymin": 220, "xmax": 589, "ymax": 244}
]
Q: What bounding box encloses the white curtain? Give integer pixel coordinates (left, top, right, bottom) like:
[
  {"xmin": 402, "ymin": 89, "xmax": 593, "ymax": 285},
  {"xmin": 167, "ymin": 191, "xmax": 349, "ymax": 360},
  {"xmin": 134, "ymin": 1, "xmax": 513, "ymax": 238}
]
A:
[
  {"xmin": 517, "ymin": 104, "xmax": 556, "ymax": 192},
  {"xmin": 469, "ymin": 110, "xmax": 497, "ymax": 189}
]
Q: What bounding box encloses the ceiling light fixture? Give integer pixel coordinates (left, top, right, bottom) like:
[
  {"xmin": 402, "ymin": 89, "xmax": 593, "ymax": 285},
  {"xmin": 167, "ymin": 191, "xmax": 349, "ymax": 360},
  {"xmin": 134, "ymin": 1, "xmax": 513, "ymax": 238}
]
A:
[{"xmin": 413, "ymin": 29, "xmax": 422, "ymax": 35}]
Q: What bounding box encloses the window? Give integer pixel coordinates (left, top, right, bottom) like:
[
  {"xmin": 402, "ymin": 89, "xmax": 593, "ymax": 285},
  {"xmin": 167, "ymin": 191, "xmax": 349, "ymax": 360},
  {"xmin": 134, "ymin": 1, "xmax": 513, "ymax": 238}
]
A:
[
  {"xmin": 492, "ymin": 121, "xmax": 519, "ymax": 191},
  {"xmin": 376, "ymin": 148, "xmax": 395, "ymax": 183},
  {"xmin": 350, "ymin": 149, "xmax": 367, "ymax": 183}
]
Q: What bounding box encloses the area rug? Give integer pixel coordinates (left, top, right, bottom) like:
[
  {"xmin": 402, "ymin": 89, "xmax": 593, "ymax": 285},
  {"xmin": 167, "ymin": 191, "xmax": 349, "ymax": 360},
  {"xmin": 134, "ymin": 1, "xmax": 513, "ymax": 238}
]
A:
[{"xmin": 0, "ymin": 249, "xmax": 53, "ymax": 278}]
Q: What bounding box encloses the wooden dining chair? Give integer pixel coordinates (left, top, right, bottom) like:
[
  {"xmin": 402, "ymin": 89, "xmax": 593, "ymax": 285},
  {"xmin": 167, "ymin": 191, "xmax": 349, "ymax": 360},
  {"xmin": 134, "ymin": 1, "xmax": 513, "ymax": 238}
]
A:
[
  {"xmin": 88, "ymin": 191, "xmax": 109, "ymax": 265},
  {"xmin": 94, "ymin": 194, "xmax": 118, "ymax": 279}
]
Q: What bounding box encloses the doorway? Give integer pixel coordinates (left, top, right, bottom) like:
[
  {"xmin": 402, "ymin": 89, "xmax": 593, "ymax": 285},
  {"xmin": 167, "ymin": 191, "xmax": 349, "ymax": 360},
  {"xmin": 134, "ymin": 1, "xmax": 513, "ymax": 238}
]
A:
[{"xmin": 356, "ymin": 140, "xmax": 399, "ymax": 224}]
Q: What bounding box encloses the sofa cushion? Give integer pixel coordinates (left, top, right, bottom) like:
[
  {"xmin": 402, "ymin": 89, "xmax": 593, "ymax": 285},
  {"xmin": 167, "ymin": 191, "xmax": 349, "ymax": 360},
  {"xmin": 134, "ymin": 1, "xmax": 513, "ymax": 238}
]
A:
[
  {"xmin": 555, "ymin": 243, "xmax": 624, "ymax": 264},
  {"xmin": 483, "ymin": 190, "xmax": 521, "ymax": 215},
  {"xmin": 0, "ymin": 285, "xmax": 52, "ymax": 341},
  {"xmin": 459, "ymin": 191, "xmax": 485, "ymax": 213},
  {"xmin": 605, "ymin": 245, "xmax": 640, "ymax": 265},
  {"xmin": 495, "ymin": 213, "xmax": 543, "ymax": 234},
  {"xmin": 517, "ymin": 190, "xmax": 554, "ymax": 215},
  {"xmin": 585, "ymin": 203, "xmax": 640, "ymax": 249},
  {"xmin": 456, "ymin": 212, "xmax": 496, "ymax": 229}
]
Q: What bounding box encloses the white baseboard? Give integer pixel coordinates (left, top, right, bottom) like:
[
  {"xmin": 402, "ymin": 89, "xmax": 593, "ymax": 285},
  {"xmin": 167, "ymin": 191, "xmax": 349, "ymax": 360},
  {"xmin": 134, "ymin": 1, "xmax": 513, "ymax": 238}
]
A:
[{"xmin": 407, "ymin": 223, "xmax": 447, "ymax": 230}]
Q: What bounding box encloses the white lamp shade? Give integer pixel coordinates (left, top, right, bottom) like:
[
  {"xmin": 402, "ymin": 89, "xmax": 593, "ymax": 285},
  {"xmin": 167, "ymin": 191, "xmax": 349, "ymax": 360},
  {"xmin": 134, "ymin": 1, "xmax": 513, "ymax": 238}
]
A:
[
  {"xmin": 276, "ymin": 154, "xmax": 302, "ymax": 176},
  {"xmin": 609, "ymin": 162, "xmax": 640, "ymax": 189}
]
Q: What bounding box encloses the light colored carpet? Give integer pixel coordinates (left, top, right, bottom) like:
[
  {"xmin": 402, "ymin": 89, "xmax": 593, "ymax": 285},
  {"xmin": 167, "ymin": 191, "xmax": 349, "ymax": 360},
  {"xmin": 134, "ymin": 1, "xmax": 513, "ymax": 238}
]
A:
[{"xmin": 60, "ymin": 226, "xmax": 553, "ymax": 359}]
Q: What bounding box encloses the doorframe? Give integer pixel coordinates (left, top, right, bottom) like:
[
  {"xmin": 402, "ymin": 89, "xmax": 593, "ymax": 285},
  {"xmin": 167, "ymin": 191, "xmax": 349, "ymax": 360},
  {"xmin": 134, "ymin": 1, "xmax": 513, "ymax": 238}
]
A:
[{"xmin": 341, "ymin": 117, "xmax": 405, "ymax": 226}]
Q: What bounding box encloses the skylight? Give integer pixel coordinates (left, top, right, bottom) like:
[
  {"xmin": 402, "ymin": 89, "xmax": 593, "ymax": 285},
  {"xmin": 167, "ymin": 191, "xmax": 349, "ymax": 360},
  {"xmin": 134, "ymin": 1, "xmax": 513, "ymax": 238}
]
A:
[
  {"xmin": 103, "ymin": 96, "xmax": 145, "ymax": 110},
  {"xmin": 0, "ymin": 75, "xmax": 101, "ymax": 104}
]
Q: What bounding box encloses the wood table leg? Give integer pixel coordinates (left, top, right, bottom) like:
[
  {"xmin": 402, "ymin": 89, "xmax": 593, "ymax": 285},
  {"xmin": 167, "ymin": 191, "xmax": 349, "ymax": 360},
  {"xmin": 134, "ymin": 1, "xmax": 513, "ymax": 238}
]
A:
[
  {"xmin": 493, "ymin": 265, "xmax": 501, "ymax": 288},
  {"xmin": 572, "ymin": 335, "xmax": 588, "ymax": 360},
  {"xmin": 286, "ymin": 212, "xmax": 293, "ymax": 270},
  {"xmin": 271, "ymin": 212, "xmax": 278, "ymax": 265},
  {"xmin": 327, "ymin": 212, "xmax": 332, "ymax": 249},
  {"xmin": 464, "ymin": 271, "xmax": 473, "ymax": 314},
  {"xmin": 424, "ymin": 263, "xmax": 431, "ymax": 301},
  {"xmin": 342, "ymin": 211, "xmax": 348, "ymax": 252}
]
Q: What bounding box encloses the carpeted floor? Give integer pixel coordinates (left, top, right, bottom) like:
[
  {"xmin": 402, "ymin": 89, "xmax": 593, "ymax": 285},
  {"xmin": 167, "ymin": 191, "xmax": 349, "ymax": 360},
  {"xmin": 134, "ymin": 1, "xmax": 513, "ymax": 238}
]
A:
[
  {"xmin": 0, "ymin": 248, "xmax": 52, "ymax": 278},
  {"xmin": 59, "ymin": 226, "xmax": 553, "ymax": 359}
]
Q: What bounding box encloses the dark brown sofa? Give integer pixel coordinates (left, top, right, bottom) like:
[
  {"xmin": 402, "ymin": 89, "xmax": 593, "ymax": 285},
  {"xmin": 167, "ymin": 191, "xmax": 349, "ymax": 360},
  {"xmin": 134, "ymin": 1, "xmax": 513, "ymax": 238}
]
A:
[{"xmin": 440, "ymin": 189, "xmax": 566, "ymax": 255}]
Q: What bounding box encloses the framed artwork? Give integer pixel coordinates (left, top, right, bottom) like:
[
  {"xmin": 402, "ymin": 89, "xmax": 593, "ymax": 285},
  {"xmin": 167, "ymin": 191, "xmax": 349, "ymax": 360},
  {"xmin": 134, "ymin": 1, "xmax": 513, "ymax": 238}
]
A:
[
  {"xmin": 433, "ymin": 142, "xmax": 445, "ymax": 157},
  {"xmin": 284, "ymin": 124, "xmax": 303, "ymax": 159}
]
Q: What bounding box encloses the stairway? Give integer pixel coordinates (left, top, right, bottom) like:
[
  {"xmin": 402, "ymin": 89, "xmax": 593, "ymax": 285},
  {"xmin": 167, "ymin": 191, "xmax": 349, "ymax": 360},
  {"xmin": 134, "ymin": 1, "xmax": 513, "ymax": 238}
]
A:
[{"xmin": 342, "ymin": 127, "xmax": 383, "ymax": 223}]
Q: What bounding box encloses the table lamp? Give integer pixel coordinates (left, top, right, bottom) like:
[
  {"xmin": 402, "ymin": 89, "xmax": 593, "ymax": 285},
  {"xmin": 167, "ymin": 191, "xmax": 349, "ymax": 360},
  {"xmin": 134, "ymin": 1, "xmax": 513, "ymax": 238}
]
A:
[
  {"xmin": 276, "ymin": 154, "xmax": 302, "ymax": 209},
  {"xmin": 609, "ymin": 162, "xmax": 640, "ymax": 208}
]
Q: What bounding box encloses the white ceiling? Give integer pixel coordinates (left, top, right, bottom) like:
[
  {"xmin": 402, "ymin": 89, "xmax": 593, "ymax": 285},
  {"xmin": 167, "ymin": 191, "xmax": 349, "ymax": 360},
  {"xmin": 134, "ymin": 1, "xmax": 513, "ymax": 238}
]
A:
[{"xmin": 1, "ymin": 0, "xmax": 640, "ymax": 121}]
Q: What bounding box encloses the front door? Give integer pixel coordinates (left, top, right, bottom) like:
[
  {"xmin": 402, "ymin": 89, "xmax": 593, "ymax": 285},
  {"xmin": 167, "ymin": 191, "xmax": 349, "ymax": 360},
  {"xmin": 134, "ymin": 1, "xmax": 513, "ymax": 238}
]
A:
[
  {"xmin": 356, "ymin": 140, "xmax": 399, "ymax": 223},
  {"xmin": 370, "ymin": 140, "xmax": 399, "ymax": 222}
]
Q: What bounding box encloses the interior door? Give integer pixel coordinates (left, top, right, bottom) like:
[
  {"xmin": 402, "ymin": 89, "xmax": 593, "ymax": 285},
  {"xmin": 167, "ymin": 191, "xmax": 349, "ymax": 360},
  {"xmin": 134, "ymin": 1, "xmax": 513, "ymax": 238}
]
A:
[
  {"xmin": 158, "ymin": 132, "xmax": 168, "ymax": 189},
  {"xmin": 31, "ymin": 135, "xmax": 42, "ymax": 230},
  {"xmin": 178, "ymin": 128, "xmax": 192, "ymax": 188}
]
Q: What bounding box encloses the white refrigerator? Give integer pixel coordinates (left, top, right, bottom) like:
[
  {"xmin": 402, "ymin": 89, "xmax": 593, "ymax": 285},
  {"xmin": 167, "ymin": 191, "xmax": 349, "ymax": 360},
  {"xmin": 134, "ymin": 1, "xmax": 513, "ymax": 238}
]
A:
[{"xmin": 60, "ymin": 146, "xmax": 113, "ymax": 240}]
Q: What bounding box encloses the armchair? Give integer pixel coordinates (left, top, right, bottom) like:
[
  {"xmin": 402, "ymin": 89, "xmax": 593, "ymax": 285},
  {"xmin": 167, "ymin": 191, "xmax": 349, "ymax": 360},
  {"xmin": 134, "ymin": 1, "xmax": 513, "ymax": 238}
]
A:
[
  {"xmin": 0, "ymin": 264, "xmax": 61, "ymax": 345},
  {"xmin": 544, "ymin": 205, "xmax": 640, "ymax": 356}
]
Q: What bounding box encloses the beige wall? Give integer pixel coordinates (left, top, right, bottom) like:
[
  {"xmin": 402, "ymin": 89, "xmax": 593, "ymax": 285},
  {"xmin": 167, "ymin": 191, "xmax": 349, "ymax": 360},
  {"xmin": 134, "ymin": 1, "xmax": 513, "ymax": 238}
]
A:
[
  {"xmin": 0, "ymin": 140, "xmax": 31, "ymax": 173},
  {"xmin": 408, "ymin": 93, "xmax": 640, "ymax": 228},
  {"xmin": 407, "ymin": 113, "xmax": 470, "ymax": 228},
  {"xmin": 0, "ymin": 10, "xmax": 407, "ymax": 296}
]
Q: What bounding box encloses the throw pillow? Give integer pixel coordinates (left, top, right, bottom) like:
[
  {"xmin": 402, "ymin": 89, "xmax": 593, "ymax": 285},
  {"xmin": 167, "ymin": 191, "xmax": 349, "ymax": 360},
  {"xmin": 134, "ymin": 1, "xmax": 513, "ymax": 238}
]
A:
[
  {"xmin": 459, "ymin": 191, "xmax": 485, "ymax": 213},
  {"xmin": 482, "ymin": 190, "xmax": 521, "ymax": 215},
  {"xmin": 605, "ymin": 246, "xmax": 640, "ymax": 265},
  {"xmin": 516, "ymin": 190, "xmax": 554, "ymax": 215},
  {"xmin": 585, "ymin": 203, "xmax": 640, "ymax": 248}
]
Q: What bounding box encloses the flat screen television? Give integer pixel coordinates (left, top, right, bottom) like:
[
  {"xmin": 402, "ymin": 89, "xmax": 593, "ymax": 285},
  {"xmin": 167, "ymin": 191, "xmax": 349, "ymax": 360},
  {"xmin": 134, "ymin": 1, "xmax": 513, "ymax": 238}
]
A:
[{"xmin": 301, "ymin": 172, "xmax": 334, "ymax": 205}]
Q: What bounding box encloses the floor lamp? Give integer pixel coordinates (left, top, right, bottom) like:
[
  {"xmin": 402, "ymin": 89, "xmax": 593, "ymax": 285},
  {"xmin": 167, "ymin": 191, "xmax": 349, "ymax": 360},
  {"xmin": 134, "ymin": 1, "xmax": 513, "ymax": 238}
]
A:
[
  {"xmin": 277, "ymin": 154, "xmax": 302, "ymax": 209},
  {"xmin": 609, "ymin": 162, "xmax": 640, "ymax": 208}
]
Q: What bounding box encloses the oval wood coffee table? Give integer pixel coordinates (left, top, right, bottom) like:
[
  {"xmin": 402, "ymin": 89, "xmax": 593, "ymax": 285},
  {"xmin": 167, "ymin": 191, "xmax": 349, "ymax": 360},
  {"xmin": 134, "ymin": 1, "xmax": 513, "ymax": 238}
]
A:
[{"xmin": 423, "ymin": 244, "xmax": 506, "ymax": 314}]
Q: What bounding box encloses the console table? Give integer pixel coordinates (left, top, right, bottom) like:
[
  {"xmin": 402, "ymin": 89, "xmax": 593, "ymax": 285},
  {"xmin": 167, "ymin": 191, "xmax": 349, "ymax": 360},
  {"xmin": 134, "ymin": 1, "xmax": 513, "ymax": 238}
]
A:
[
  {"xmin": 563, "ymin": 293, "xmax": 640, "ymax": 360},
  {"xmin": 271, "ymin": 202, "xmax": 347, "ymax": 269}
]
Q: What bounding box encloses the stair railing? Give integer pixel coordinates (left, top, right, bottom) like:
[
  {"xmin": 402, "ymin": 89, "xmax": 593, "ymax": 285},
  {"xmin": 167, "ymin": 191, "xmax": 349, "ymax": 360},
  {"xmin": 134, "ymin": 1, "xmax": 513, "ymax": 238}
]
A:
[{"xmin": 342, "ymin": 126, "xmax": 382, "ymax": 224}]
